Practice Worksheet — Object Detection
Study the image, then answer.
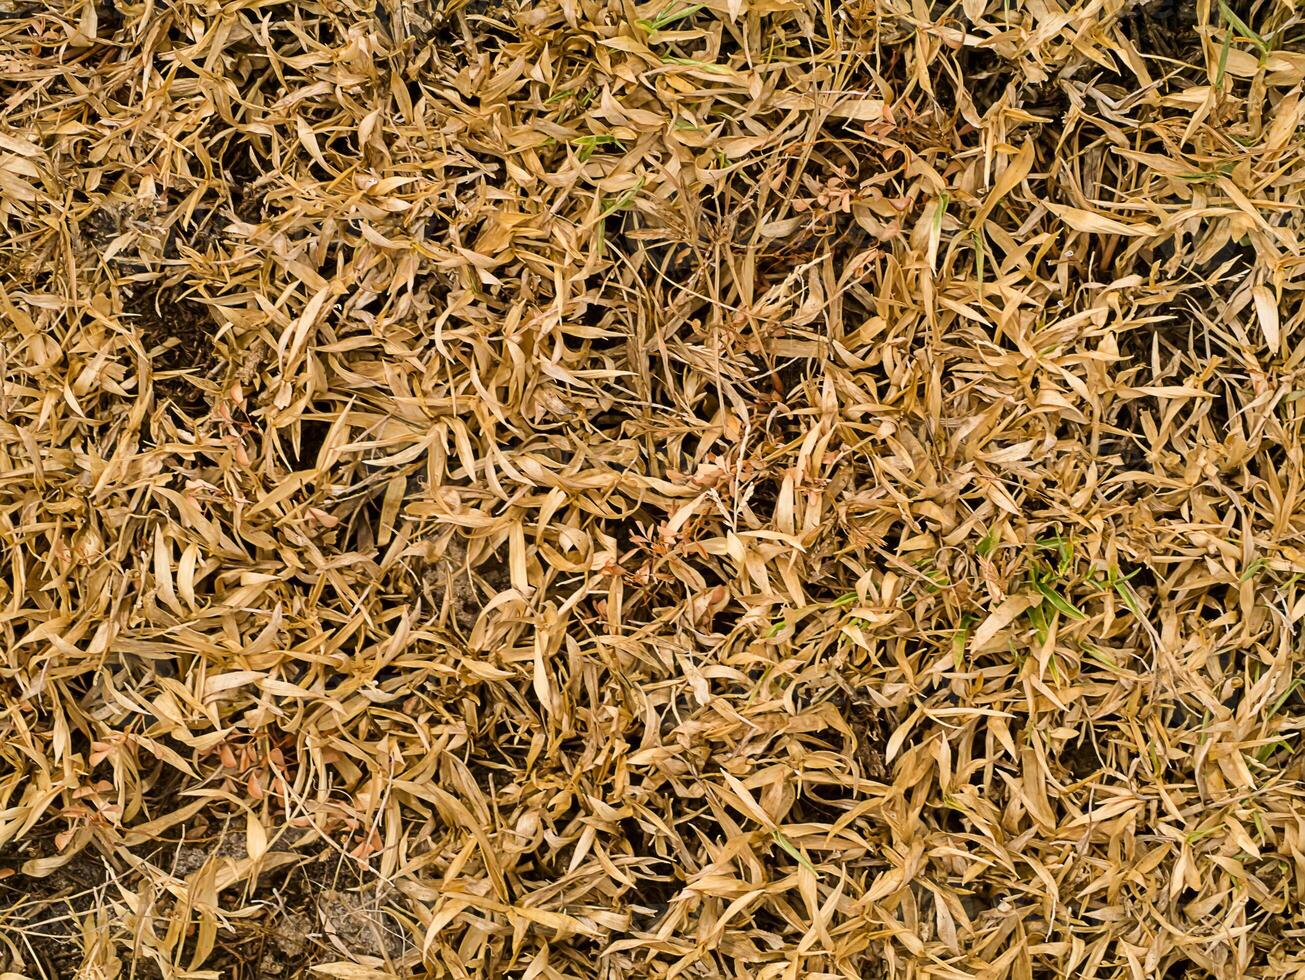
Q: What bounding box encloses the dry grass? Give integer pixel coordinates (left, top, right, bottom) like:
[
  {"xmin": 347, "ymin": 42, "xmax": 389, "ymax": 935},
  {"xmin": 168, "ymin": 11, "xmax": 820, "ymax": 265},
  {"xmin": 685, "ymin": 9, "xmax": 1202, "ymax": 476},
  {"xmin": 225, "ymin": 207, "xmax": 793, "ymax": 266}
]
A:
[{"xmin": 2, "ymin": 0, "xmax": 1305, "ymax": 976}]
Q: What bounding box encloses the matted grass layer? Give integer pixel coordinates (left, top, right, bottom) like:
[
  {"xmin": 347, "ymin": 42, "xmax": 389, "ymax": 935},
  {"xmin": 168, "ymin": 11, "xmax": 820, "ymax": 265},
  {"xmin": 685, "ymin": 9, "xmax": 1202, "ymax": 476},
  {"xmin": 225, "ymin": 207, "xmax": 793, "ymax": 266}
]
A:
[{"xmin": 3, "ymin": 0, "xmax": 1305, "ymax": 976}]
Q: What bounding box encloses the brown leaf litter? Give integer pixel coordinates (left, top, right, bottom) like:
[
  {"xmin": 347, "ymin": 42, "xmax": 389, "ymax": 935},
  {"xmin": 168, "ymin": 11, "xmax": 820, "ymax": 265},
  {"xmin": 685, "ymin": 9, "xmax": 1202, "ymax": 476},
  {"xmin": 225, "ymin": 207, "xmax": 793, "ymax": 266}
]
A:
[{"xmin": 3, "ymin": 0, "xmax": 1305, "ymax": 976}]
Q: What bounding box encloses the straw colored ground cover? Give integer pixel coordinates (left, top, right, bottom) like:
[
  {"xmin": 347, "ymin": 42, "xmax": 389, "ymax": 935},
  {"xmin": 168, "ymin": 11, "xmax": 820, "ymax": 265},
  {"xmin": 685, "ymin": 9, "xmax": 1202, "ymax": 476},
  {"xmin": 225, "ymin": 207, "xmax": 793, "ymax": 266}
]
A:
[{"xmin": 3, "ymin": 0, "xmax": 1305, "ymax": 975}]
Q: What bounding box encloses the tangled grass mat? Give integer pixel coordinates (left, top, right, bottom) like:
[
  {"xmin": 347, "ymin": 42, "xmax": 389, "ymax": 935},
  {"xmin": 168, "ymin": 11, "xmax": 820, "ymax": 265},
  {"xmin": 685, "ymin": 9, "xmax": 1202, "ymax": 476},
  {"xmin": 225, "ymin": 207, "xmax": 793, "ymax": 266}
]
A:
[{"xmin": 3, "ymin": 0, "xmax": 1305, "ymax": 976}]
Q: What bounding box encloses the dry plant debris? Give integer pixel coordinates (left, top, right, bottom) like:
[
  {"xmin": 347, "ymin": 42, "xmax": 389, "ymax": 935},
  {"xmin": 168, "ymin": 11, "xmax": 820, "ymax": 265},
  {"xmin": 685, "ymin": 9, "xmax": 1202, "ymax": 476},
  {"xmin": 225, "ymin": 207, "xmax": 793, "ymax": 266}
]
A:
[{"xmin": 4, "ymin": 0, "xmax": 1305, "ymax": 976}]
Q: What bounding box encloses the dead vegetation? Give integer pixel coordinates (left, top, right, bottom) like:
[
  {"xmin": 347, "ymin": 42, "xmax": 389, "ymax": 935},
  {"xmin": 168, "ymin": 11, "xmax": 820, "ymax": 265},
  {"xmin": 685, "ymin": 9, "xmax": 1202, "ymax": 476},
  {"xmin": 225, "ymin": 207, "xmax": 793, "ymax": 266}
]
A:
[{"xmin": 3, "ymin": 0, "xmax": 1305, "ymax": 976}]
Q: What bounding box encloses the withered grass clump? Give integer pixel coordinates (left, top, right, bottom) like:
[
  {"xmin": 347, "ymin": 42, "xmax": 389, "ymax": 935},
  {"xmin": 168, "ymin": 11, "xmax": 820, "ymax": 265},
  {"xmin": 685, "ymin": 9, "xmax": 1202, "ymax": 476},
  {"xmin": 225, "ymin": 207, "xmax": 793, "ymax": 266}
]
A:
[{"xmin": 3, "ymin": 0, "xmax": 1305, "ymax": 976}]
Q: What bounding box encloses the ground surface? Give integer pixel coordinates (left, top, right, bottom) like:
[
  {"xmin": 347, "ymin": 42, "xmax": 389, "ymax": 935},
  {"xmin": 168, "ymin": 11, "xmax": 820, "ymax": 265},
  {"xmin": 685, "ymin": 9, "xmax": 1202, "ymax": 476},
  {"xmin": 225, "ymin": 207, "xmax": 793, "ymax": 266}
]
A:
[{"xmin": 3, "ymin": 0, "xmax": 1305, "ymax": 977}]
